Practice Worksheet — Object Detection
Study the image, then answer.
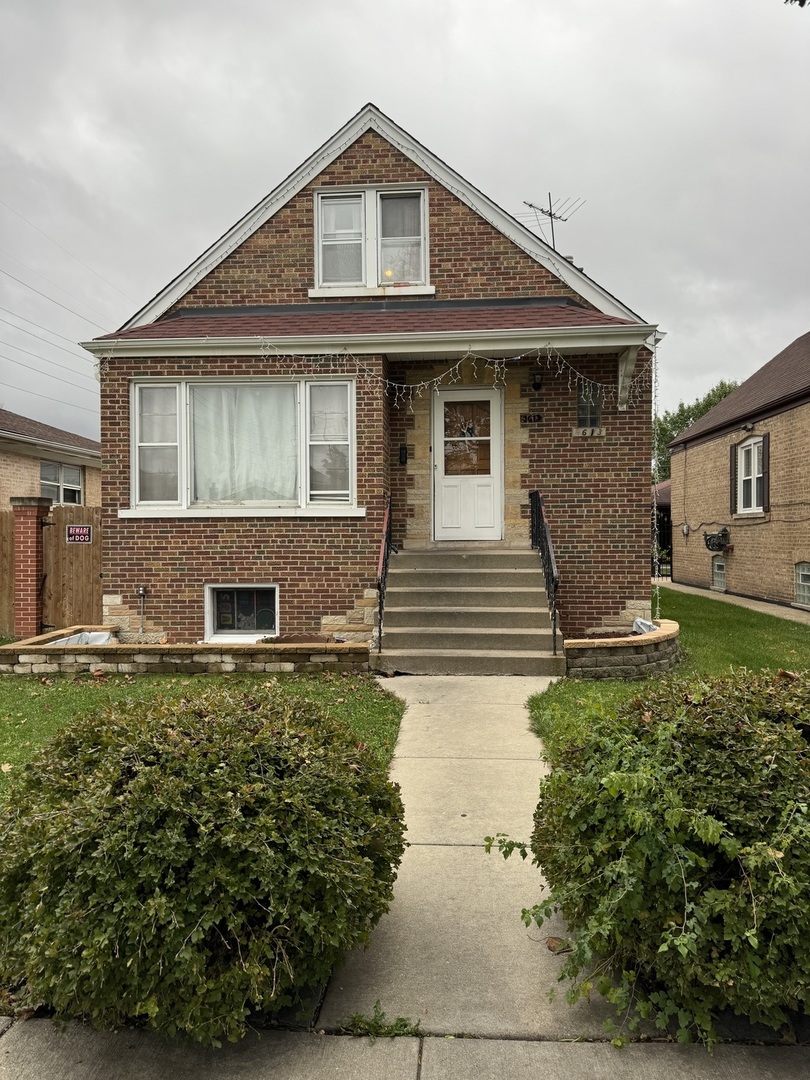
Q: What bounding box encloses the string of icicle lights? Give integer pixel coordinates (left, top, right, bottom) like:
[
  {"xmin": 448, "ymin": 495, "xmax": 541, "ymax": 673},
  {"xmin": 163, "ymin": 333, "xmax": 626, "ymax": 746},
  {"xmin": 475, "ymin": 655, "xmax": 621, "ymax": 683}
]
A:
[{"xmin": 259, "ymin": 340, "xmax": 654, "ymax": 411}]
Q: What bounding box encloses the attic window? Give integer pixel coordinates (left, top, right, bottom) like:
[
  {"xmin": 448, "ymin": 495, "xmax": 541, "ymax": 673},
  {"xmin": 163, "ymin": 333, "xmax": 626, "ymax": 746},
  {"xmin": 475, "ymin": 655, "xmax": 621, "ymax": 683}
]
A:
[{"xmin": 312, "ymin": 188, "xmax": 432, "ymax": 297}]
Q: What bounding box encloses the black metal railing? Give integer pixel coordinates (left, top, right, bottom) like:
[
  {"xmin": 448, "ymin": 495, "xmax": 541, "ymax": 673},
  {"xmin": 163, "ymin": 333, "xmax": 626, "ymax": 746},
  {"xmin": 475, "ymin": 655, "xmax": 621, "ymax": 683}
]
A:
[
  {"xmin": 376, "ymin": 497, "xmax": 394, "ymax": 653},
  {"xmin": 529, "ymin": 490, "xmax": 560, "ymax": 655}
]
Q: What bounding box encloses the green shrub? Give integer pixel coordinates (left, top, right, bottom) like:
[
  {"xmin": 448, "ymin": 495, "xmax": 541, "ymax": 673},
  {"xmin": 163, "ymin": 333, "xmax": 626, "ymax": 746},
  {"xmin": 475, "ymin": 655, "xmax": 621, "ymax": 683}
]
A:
[
  {"xmin": 0, "ymin": 684, "xmax": 405, "ymax": 1045},
  {"xmin": 505, "ymin": 670, "xmax": 810, "ymax": 1045}
]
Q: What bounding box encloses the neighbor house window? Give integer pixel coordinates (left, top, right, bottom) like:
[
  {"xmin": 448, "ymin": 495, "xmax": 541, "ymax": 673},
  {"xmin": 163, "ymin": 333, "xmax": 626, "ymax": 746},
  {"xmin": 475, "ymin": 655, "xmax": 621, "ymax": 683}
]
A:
[
  {"xmin": 576, "ymin": 382, "xmax": 602, "ymax": 428},
  {"xmin": 731, "ymin": 435, "xmax": 769, "ymax": 513},
  {"xmin": 316, "ymin": 189, "xmax": 426, "ymax": 289},
  {"xmin": 40, "ymin": 461, "xmax": 83, "ymax": 504},
  {"xmin": 133, "ymin": 380, "xmax": 353, "ymax": 509},
  {"xmin": 796, "ymin": 563, "xmax": 810, "ymax": 608},
  {"xmin": 207, "ymin": 585, "xmax": 278, "ymax": 641},
  {"xmin": 712, "ymin": 555, "xmax": 726, "ymax": 590}
]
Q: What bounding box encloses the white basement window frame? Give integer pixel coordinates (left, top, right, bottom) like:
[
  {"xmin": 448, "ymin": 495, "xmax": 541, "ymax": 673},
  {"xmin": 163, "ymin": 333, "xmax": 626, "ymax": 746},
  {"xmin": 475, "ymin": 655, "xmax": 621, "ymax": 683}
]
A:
[
  {"xmin": 310, "ymin": 186, "xmax": 434, "ymax": 297},
  {"xmin": 796, "ymin": 563, "xmax": 810, "ymax": 608},
  {"xmin": 205, "ymin": 583, "xmax": 279, "ymax": 642},
  {"xmin": 125, "ymin": 378, "xmax": 362, "ymax": 518}
]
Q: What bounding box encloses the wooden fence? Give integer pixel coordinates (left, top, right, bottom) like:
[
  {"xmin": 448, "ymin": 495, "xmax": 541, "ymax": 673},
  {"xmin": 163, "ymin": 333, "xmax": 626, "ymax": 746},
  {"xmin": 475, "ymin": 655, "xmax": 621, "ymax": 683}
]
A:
[{"xmin": 0, "ymin": 505, "xmax": 102, "ymax": 638}]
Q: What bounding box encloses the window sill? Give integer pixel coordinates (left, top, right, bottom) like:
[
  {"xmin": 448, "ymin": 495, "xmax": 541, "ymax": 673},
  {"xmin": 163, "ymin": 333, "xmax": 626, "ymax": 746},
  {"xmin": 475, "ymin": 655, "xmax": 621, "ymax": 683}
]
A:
[
  {"xmin": 119, "ymin": 506, "xmax": 367, "ymax": 519},
  {"xmin": 204, "ymin": 635, "xmax": 279, "ymax": 644},
  {"xmin": 307, "ymin": 285, "xmax": 435, "ymax": 299},
  {"xmin": 732, "ymin": 511, "xmax": 767, "ymax": 519}
]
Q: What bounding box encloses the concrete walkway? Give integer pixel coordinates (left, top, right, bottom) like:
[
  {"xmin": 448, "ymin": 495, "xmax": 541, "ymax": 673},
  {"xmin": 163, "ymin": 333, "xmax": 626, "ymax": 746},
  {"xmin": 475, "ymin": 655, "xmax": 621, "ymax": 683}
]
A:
[{"xmin": 2, "ymin": 675, "xmax": 810, "ymax": 1079}]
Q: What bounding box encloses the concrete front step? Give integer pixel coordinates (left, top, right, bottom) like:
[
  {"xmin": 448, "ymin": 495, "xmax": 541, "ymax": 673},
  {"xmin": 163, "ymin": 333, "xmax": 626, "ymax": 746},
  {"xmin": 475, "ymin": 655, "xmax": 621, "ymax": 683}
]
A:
[
  {"xmin": 371, "ymin": 648, "xmax": 566, "ymax": 677},
  {"xmin": 384, "ymin": 586, "xmax": 548, "ymax": 609},
  {"xmin": 391, "ymin": 549, "xmax": 540, "ymax": 570},
  {"xmin": 382, "ymin": 626, "xmax": 555, "ymax": 651},
  {"xmin": 383, "ymin": 606, "xmax": 551, "ymax": 629},
  {"xmin": 390, "ymin": 568, "xmax": 542, "ymax": 589}
]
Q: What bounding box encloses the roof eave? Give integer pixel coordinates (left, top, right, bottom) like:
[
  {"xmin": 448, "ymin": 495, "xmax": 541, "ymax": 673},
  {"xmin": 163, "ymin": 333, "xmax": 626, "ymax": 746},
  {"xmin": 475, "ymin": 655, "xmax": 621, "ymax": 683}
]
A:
[
  {"xmin": 82, "ymin": 323, "xmax": 658, "ymax": 360},
  {"xmin": 0, "ymin": 431, "xmax": 101, "ymax": 460}
]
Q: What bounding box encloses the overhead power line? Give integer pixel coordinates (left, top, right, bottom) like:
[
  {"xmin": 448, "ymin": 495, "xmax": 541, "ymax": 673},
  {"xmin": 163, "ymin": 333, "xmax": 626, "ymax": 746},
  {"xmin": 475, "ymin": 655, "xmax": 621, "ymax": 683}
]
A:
[
  {"xmin": 0, "ymin": 196, "xmax": 136, "ymax": 302},
  {"xmin": 0, "ymin": 246, "xmax": 118, "ymax": 323},
  {"xmin": 0, "ymin": 267, "xmax": 108, "ymax": 331},
  {"xmin": 0, "ymin": 354, "xmax": 99, "ymax": 414},
  {"xmin": 0, "ymin": 315, "xmax": 94, "ymax": 366},
  {"xmin": 0, "ymin": 337, "xmax": 98, "ymax": 385},
  {"xmin": 0, "ymin": 305, "xmax": 95, "ymax": 349}
]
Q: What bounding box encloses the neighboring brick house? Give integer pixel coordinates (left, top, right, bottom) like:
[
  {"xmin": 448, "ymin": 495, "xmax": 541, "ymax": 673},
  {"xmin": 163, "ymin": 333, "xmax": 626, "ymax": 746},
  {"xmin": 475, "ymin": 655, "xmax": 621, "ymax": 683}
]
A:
[
  {"xmin": 82, "ymin": 104, "xmax": 658, "ymax": 657},
  {"xmin": 0, "ymin": 408, "xmax": 101, "ymax": 506},
  {"xmin": 668, "ymin": 331, "xmax": 810, "ymax": 608}
]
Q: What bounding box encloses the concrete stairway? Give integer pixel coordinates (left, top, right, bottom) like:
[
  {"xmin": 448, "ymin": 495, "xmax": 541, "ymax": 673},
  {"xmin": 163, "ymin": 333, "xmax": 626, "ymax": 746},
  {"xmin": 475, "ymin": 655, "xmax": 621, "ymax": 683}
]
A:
[{"xmin": 370, "ymin": 545, "xmax": 566, "ymax": 676}]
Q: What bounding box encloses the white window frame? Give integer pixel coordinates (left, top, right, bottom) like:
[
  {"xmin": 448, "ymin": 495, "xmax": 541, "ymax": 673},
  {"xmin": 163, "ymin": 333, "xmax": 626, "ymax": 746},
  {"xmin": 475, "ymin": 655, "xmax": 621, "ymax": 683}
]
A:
[
  {"xmin": 711, "ymin": 555, "xmax": 726, "ymax": 591},
  {"xmin": 795, "ymin": 563, "xmax": 810, "ymax": 609},
  {"xmin": 310, "ymin": 186, "xmax": 434, "ymax": 298},
  {"xmin": 40, "ymin": 461, "xmax": 84, "ymax": 505},
  {"xmin": 204, "ymin": 583, "xmax": 279, "ymax": 643},
  {"xmin": 123, "ymin": 378, "xmax": 365, "ymax": 519},
  {"xmin": 737, "ymin": 436, "xmax": 764, "ymax": 513}
]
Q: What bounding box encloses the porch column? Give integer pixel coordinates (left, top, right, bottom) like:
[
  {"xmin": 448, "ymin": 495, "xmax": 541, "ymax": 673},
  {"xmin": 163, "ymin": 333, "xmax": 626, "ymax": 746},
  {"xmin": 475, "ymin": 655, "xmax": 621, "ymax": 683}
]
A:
[{"xmin": 10, "ymin": 497, "xmax": 52, "ymax": 640}]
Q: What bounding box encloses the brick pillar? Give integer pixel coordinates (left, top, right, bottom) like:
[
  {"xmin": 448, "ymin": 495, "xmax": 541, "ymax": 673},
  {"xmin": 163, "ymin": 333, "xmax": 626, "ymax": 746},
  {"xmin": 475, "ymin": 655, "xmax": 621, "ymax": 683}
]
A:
[{"xmin": 10, "ymin": 497, "xmax": 52, "ymax": 640}]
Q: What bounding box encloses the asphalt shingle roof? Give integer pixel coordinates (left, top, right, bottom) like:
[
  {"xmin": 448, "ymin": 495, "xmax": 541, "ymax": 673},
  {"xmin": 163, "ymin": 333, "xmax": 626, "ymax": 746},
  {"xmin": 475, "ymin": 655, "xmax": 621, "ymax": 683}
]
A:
[
  {"xmin": 669, "ymin": 331, "xmax": 810, "ymax": 447},
  {"xmin": 0, "ymin": 408, "xmax": 100, "ymax": 455},
  {"xmin": 97, "ymin": 299, "xmax": 636, "ymax": 342}
]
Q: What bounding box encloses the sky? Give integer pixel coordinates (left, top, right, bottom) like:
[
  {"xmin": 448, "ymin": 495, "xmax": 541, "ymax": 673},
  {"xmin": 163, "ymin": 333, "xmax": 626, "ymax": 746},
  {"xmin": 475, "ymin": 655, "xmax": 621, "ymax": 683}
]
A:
[{"xmin": 1, "ymin": 0, "xmax": 808, "ymax": 441}]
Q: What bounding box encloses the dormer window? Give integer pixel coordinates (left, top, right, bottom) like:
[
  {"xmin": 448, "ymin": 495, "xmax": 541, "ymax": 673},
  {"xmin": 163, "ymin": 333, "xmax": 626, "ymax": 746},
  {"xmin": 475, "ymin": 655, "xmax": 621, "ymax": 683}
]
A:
[{"xmin": 311, "ymin": 188, "xmax": 432, "ymax": 297}]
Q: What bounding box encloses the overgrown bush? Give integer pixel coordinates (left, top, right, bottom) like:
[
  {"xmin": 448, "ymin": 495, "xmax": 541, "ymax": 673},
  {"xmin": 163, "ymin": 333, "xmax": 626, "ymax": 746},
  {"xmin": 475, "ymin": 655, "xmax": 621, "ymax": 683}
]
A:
[
  {"xmin": 0, "ymin": 684, "xmax": 405, "ymax": 1045},
  {"xmin": 494, "ymin": 670, "xmax": 810, "ymax": 1045}
]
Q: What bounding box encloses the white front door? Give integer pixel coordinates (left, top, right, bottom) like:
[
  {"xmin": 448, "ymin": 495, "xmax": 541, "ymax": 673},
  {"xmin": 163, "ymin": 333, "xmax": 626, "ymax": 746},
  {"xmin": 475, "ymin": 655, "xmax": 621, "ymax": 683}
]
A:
[{"xmin": 433, "ymin": 388, "xmax": 503, "ymax": 541}]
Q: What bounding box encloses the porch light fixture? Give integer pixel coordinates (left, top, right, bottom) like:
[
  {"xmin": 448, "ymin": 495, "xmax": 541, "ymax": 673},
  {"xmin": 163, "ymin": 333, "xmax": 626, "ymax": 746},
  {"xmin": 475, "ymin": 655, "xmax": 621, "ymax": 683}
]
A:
[{"xmin": 531, "ymin": 370, "xmax": 544, "ymax": 392}]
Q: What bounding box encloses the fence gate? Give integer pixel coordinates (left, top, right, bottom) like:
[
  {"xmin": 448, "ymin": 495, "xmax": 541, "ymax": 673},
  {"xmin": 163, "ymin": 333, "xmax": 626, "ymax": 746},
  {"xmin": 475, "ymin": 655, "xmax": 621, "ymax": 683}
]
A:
[{"xmin": 42, "ymin": 506, "xmax": 103, "ymax": 631}]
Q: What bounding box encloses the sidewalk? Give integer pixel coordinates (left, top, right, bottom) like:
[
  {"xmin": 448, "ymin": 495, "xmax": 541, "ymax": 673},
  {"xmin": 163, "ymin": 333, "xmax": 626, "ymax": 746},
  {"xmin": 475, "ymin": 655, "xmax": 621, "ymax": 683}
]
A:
[{"xmin": 2, "ymin": 675, "xmax": 810, "ymax": 1079}]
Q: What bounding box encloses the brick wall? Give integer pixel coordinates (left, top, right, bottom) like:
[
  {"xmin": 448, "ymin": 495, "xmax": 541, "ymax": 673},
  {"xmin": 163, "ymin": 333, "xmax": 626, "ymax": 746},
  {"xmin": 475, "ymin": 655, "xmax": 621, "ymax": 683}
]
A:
[
  {"xmin": 100, "ymin": 355, "xmax": 389, "ymax": 643},
  {"xmin": 669, "ymin": 401, "xmax": 810, "ymax": 605},
  {"xmin": 388, "ymin": 352, "xmax": 652, "ymax": 638},
  {"xmin": 0, "ymin": 448, "xmax": 101, "ymax": 507},
  {"xmin": 169, "ymin": 131, "xmax": 593, "ymax": 311}
]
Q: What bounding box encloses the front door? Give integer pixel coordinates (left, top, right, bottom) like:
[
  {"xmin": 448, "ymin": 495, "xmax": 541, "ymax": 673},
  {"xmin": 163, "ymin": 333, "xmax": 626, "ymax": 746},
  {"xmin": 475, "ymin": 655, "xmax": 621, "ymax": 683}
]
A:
[{"xmin": 433, "ymin": 388, "xmax": 503, "ymax": 541}]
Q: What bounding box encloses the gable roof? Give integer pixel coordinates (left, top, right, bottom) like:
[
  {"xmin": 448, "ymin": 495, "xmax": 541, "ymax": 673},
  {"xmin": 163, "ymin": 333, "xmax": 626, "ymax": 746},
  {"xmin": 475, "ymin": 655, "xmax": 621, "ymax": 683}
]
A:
[
  {"xmin": 0, "ymin": 408, "xmax": 100, "ymax": 457},
  {"xmin": 669, "ymin": 331, "xmax": 810, "ymax": 448},
  {"xmin": 122, "ymin": 103, "xmax": 649, "ymax": 331}
]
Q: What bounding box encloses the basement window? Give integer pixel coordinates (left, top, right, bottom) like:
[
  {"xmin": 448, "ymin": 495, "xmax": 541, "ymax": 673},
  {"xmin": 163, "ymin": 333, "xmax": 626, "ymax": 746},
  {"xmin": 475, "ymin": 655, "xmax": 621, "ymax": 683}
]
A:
[
  {"xmin": 796, "ymin": 563, "xmax": 810, "ymax": 608},
  {"xmin": 206, "ymin": 585, "xmax": 279, "ymax": 642},
  {"xmin": 712, "ymin": 555, "xmax": 726, "ymax": 591}
]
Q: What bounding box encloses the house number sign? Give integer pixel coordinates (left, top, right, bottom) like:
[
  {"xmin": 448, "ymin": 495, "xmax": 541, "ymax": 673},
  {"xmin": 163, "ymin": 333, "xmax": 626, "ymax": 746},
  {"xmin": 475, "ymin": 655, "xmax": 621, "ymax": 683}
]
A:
[
  {"xmin": 66, "ymin": 525, "xmax": 93, "ymax": 544},
  {"xmin": 520, "ymin": 413, "xmax": 543, "ymax": 426}
]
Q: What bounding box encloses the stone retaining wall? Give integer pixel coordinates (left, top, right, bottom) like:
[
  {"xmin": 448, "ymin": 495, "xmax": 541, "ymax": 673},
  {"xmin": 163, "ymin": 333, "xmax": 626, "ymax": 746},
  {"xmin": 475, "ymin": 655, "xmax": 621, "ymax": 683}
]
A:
[
  {"xmin": 0, "ymin": 627, "xmax": 369, "ymax": 675},
  {"xmin": 565, "ymin": 619, "xmax": 680, "ymax": 680}
]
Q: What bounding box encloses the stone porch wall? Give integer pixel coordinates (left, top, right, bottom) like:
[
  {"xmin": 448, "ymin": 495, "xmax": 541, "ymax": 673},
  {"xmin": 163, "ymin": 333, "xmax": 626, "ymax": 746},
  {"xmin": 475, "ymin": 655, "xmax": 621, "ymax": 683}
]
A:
[{"xmin": 565, "ymin": 619, "xmax": 680, "ymax": 680}]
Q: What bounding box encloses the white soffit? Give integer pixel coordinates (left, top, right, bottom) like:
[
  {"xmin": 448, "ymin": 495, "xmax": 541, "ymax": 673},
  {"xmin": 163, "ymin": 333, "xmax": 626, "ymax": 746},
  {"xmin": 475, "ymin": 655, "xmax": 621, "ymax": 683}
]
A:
[{"xmin": 121, "ymin": 104, "xmax": 647, "ymax": 331}]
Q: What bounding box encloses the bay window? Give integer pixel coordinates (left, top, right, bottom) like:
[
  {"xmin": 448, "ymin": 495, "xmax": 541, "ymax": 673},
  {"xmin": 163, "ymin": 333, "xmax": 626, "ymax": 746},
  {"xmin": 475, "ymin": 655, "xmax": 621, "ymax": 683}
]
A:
[{"xmin": 132, "ymin": 379, "xmax": 354, "ymax": 511}]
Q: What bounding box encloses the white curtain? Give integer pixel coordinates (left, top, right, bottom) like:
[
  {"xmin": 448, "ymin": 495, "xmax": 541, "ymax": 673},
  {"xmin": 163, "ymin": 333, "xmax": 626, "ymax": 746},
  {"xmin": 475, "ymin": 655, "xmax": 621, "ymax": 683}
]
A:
[{"xmin": 191, "ymin": 385, "xmax": 298, "ymax": 503}]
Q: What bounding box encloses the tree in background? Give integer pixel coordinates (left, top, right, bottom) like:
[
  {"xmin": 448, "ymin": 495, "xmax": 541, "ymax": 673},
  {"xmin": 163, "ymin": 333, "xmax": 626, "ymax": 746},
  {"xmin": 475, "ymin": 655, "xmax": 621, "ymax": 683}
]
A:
[{"xmin": 654, "ymin": 380, "xmax": 738, "ymax": 481}]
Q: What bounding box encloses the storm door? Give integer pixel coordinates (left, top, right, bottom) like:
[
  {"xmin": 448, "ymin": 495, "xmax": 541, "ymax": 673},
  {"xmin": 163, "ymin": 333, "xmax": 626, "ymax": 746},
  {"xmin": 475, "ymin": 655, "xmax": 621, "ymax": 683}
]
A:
[{"xmin": 433, "ymin": 388, "xmax": 503, "ymax": 541}]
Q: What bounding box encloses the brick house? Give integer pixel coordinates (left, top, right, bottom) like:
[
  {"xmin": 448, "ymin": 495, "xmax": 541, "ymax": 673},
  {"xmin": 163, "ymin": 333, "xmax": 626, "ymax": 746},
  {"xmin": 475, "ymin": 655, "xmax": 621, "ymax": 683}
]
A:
[
  {"xmin": 0, "ymin": 408, "xmax": 100, "ymax": 507},
  {"xmin": 82, "ymin": 104, "xmax": 657, "ymax": 671},
  {"xmin": 668, "ymin": 331, "xmax": 810, "ymax": 608}
]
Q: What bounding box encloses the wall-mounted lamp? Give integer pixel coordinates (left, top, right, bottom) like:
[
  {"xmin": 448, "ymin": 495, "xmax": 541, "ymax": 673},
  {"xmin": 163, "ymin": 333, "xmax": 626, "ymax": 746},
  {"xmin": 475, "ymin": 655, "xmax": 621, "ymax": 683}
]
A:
[
  {"xmin": 531, "ymin": 370, "xmax": 544, "ymax": 392},
  {"xmin": 136, "ymin": 585, "xmax": 147, "ymax": 634},
  {"xmin": 136, "ymin": 585, "xmax": 148, "ymax": 598},
  {"xmin": 741, "ymin": 422, "xmax": 754, "ymax": 432}
]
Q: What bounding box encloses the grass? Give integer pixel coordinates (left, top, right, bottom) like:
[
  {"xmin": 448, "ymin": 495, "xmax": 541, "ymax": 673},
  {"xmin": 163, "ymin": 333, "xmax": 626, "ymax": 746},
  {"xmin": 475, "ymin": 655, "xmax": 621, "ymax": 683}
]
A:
[
  {"xmin": 0, "ymin": 670, "xmax": 404, "ymax": 796},
  {"xmin": 530, "ymin": 585, "xmax": 810, "ymax": 761}
]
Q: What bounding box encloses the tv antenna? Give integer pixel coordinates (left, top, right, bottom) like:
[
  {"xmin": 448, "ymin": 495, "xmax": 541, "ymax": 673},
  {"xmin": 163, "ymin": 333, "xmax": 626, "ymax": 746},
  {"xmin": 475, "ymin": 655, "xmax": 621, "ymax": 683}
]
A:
[{"xmin": 522, "ymin": 194, "xmax": 586, "ymax": 251}]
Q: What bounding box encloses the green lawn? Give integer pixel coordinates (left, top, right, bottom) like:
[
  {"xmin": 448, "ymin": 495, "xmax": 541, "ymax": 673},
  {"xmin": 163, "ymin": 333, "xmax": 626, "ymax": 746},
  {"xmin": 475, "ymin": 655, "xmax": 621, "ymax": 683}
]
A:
[
  {"xmin": 0, "ymin": 671, "xmax": 404, "ymax": 796},
  {"xmin": 531, "ymin": 586, "xmax": 810, "ymax": 762}
]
